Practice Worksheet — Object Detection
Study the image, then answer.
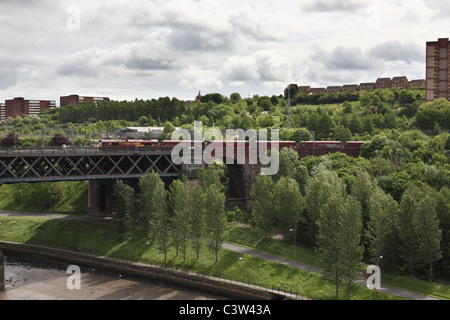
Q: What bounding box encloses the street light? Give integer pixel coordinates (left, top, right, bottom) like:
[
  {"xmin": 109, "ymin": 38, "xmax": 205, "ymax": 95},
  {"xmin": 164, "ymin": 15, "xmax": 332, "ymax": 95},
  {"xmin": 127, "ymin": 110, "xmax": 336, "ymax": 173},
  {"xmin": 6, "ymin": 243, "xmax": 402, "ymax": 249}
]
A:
[
  {"xmin": 290, "ymin": 228, "xmax": 296, "ymax": 258},
  {"xmin": 377, "ymin": 255, "xmax": 383, "ymax": 267},
  {"xmin": 239, "ymin": 257, "xmax": 244, "ymax": 282}
]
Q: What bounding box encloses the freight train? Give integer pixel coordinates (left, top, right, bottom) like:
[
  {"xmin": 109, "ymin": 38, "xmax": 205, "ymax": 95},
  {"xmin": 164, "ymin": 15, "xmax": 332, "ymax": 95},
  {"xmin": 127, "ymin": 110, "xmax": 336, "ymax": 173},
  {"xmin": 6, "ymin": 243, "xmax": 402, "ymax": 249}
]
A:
[{"xmin": 98, "ymin": 139, "xmax": 366, "ymax": 152}]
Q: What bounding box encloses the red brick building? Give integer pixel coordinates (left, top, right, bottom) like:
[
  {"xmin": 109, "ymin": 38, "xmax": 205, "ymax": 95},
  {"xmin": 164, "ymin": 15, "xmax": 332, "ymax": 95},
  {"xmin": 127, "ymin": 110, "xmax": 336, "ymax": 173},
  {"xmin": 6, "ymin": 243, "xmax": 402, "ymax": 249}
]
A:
[
  {"xmin": 342, "ymin": 84, "xmax": 359, "ymax": 92},
  {"xmin": 409, "ymin": 79, "xmax": 426, "ymax": 87},
  {"xmin": 298, "ymin": 86, "xmax": 311, "ymax": 94},
  {"xmin": 392, "ymin": 76, "xmax": 409, "ymax": 89},
  {"xmin": 426, "ymin": 38, "xmax": 450, "ymax": 102},
  {"xmin": 326, "ymin": 86, "xmax": 342, "ymax": 93},
  {"xmin": 359, "ymin": 82, "xmax": 376, "ymax": 91},
  {"xmin": 376, "ymin": 78, "xmax": 392, "ymax": 89},
  {"xmin": 60, "ymin": 95, "xmax": 110, "ymax": 107},
  {"xmin": 4, "ymin": 97, "xmax": 56, "ymax": 119}
]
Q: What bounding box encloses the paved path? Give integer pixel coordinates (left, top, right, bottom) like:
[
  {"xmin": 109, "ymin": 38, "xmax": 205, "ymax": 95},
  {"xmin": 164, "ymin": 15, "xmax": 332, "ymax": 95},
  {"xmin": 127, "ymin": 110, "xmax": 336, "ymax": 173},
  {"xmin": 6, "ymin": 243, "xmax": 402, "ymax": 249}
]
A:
[{"xmin": 0, "ymin": 211, "xmax": 443, "ymax": 300}]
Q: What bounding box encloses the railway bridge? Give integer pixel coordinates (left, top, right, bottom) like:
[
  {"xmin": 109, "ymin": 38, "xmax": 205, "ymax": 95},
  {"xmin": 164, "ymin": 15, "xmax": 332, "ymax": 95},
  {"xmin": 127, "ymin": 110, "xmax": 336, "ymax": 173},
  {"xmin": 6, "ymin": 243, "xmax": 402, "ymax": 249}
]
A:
[
  {"xmin": 0, "ymin": 146, "xmax": 263, "ymax": 214},
  {"xmin": 0, "ymin": 143, "xmax": 363, "ymax": 215}
]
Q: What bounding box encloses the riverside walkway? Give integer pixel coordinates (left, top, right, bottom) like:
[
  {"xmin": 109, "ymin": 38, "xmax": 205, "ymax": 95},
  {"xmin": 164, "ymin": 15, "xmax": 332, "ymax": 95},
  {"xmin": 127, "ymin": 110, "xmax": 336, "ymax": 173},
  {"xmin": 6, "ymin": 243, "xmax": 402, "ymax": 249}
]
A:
[{"xmin": 0, "ymin": 211, "xmax": 443, "ymax": 300}]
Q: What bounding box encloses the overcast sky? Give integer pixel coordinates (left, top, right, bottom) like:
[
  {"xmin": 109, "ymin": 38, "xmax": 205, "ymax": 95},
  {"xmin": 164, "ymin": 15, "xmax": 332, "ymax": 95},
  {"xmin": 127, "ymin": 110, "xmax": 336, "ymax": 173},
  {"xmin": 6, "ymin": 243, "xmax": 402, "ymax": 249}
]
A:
[{"xmin": 0, "ymin": 0, "xmax": 449, "ymax": 105}]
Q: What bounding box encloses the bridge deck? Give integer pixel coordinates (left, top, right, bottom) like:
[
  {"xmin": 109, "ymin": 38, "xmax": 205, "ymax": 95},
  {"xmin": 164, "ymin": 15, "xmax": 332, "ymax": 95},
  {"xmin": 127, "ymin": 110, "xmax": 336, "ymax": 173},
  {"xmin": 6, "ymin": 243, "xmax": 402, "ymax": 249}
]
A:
[{"xmin": 0, "ymin": 147, "xmax": 181, "ymax": 184}]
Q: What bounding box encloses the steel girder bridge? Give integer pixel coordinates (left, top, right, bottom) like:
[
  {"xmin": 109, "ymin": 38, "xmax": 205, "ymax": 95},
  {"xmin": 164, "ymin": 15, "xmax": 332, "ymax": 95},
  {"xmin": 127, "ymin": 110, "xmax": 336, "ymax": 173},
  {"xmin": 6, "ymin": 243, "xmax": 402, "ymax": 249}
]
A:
[{"xmin": 0, "ymin": 147, "xmax": 182, "ymax": 184}]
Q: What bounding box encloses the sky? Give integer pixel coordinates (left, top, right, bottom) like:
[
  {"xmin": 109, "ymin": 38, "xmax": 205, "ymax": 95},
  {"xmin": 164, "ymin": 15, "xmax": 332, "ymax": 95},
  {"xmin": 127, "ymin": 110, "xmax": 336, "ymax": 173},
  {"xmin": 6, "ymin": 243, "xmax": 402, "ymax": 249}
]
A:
[{"xmin": 0, "ymin": 0, "xmax": 449, "ymax": 105}]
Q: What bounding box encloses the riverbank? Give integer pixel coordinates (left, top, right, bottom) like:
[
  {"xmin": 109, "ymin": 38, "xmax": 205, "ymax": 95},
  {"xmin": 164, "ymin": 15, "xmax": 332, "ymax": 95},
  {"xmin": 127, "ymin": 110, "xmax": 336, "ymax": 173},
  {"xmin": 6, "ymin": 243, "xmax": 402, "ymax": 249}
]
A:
[
  {"xmin": 1, "ymin": 212, "xmax": 448, "ymax": 300},
  {"xmin": 1, "ymin": 251, "xmax": 229, "ymax": 300}
]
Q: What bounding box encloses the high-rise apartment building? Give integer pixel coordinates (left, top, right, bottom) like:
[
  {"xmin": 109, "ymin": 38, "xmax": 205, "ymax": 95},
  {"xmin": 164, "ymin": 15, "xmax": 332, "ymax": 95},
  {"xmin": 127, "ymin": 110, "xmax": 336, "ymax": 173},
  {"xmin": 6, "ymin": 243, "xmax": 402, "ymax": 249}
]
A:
[
  {"xmin": 0, "ymin": 103, "xmax": 5, "ymax": 122},
  {"xmin": 60, "ymin": 95, "xmax": 110, "ymax": 107},
  {"xmin": 4, "ymin": 97, "xmax": 56, "ymax": 119},
  {"xmin": 426, "ymin": 38, "xmax": 450, "ymax": 102}
]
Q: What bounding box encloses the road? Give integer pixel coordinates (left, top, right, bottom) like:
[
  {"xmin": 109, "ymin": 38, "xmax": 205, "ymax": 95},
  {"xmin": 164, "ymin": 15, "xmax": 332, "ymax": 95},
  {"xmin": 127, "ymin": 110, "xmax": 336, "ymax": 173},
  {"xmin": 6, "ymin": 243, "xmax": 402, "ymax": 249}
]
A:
[{"xmin": 0, "ymin": 210, "xmax": 442, "ymax": 300}]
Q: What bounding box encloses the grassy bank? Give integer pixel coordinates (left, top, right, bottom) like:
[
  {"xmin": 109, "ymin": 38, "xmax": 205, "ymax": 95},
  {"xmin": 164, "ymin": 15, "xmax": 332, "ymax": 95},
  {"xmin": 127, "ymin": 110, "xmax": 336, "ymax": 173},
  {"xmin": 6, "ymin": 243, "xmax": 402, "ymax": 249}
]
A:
[{"xmin": 0, "ymin": 215, "xmax": 405, "ymax": 300}]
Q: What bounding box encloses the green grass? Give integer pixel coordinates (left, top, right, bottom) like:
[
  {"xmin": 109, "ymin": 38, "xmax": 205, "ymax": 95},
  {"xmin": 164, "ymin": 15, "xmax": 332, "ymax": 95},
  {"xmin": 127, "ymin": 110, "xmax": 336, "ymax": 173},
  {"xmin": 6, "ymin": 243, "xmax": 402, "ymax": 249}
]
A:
[{"xmin": 0, "ymin": 216, "xmax": 402, "ymax": 300}]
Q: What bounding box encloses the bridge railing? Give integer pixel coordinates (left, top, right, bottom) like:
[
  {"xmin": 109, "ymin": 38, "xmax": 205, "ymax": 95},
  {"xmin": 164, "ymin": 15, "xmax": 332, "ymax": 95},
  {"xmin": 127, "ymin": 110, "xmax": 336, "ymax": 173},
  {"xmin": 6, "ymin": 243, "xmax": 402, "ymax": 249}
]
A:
[{"xmin": 0, "ymin": 146, "xmax": 173, "ymax": 156}]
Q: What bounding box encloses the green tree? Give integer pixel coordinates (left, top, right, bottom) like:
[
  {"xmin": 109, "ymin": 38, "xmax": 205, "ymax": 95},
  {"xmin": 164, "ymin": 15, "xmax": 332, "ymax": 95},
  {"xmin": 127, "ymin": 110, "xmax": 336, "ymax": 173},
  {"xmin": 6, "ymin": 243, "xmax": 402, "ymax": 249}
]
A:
[
  {"xmin": 250, "ymin": 174, "xmax": 275, "ymax": 238},
  {"xmin": 190, "ymin": 185, "xmax": 206, "ymax": 259},
  {"xmin": 304, "ymin": 166, "xmax": 345, "ymax": 246},
  {"xmin": 367, "ymin": 187, "xmax": 400, "ymax": 272},
  {"xmin": 273, "ymin": 176, "xmax": 304, "ymax": 241},
  {"xmin": 138, "ymin": 171, "xmax": 162, "ymax": 234},
  {"xmin": 339, "ymin": 196, "xmax": 364, "ymax": 300},
  {"xmin": 205, "ymin": 184, "xmax": 227, "ymax": 263},
  {"xmin": 112, "ymin": 180, "xmax": 136, "ymax": 234},
  {"xmin": 413, "ymin": 193, "xmax": 442, "ymax": 281},
  {"xmin": 169, "ymin": 178, "xmax": 191, "ymax": 261},
  {"xmin": 151, "ymin": 176, "xmax": 170, "ymax": 263}
]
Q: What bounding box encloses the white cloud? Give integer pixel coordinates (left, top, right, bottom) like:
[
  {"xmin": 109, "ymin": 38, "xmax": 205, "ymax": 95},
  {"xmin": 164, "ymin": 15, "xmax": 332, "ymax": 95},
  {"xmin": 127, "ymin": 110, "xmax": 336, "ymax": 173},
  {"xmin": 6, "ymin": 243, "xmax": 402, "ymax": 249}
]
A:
[{"xmin": 0, "ymin": 0, "xmax": 446, "ymax": 102}]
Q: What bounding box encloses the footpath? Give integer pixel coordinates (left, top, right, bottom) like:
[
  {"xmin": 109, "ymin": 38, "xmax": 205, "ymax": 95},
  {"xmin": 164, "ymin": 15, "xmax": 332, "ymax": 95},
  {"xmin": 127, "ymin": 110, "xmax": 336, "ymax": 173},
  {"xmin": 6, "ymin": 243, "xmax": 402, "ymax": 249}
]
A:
[{"xmin": 0, "ymin": 210, "xmax": 443, "ymax": 300}]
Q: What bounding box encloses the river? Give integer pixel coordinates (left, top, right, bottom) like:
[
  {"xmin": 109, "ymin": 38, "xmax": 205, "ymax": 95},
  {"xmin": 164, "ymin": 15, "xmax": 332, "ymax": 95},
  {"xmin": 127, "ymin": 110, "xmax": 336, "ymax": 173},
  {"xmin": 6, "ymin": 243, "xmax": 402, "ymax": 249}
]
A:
[{"xmin": 0, "ymin": 252, "xmax": 227, "ymax": 301}]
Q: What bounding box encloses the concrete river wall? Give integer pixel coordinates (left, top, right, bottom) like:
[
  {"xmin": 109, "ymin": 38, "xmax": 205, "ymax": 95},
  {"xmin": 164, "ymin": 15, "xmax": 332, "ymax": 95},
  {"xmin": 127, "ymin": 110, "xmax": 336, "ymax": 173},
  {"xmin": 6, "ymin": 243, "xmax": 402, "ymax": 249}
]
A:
[{"xmin": 0, "ymin": 241, "xmax": 296, "ymax": 300}]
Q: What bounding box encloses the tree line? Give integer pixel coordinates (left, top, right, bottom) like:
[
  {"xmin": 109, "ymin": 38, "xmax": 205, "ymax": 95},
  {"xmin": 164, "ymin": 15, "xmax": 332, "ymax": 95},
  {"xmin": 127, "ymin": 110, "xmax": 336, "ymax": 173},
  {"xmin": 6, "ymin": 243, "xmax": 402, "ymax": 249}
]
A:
[
  {"xmin": 112, "ymin": 166, "xmax": 228, "ymax": 263},
  {"xmin": 250, "ymin": 143, "xmax": 448, "ymax": 298}
]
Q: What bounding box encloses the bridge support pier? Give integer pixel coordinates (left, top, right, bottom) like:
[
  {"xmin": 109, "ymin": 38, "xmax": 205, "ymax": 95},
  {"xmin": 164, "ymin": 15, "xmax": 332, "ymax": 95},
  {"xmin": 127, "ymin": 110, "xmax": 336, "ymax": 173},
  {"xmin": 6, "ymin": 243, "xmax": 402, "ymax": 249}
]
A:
[{"xmin": 88, "ymin": 180, "xmax": 114, "ymax": 216}]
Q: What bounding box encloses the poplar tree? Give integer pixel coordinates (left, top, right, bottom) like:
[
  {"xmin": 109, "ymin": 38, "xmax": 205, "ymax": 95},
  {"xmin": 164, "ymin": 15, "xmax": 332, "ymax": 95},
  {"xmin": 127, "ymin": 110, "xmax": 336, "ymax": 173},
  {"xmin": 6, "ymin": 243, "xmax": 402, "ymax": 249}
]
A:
[
  {"xmin": 339, "ymin": 196, "xmax": 364, "ymax": 300},
  {"xmin": 205, "ymin": 184, "xmax": 227, "ymax": 263},
  {"xmin": 414, "ymin": 195, "xmax": 442, "ymax": 281},
  {"xmin": 112, "ymin": 179, "xmax": 135, "ymax": 233},
  {"xmin": 250, "ymin": 174, "xmax": 275, "ymax": 238},
  {"xmin": 169, "ymin": 178, "xmax": 191, "ymax": 261},
  {"xmin": 151, "ymin": 176, "xmax": 169, "ymax": 263},
  {"xmin": 190, "ymin": 185, "xmax": 206, "ymax": 260},
  {"xmin": 304, "ymin": 166, "xmax": 345, "ymax": 246},
  {"xmin": 273, "ymin": 176, "xmax": 304, "ymax": 241},
  {"xmin": 367, "ymin": 187, "xmax": 400, "ymax": 272}
]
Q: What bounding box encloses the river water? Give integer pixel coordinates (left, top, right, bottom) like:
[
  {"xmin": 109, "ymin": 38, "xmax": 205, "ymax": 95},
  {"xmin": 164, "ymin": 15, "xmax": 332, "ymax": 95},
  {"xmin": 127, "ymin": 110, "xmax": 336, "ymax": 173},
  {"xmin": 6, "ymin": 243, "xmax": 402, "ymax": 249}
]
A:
[{"xmin": 0, "ymin": 252, "xmax": 227, "ymax": 301}]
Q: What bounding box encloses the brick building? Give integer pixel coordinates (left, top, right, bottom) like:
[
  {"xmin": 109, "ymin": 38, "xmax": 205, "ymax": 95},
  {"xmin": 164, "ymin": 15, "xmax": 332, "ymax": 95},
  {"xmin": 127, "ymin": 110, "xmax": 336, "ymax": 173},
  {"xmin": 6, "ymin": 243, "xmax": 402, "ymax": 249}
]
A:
[
  {"xmin": 359, "ymin": 82, "xmax": 376, "ymax": 91},
  {"xmin": 426, "ymin": 38, "xmax": 450, "ymax": 102},
  {"xmin": 298, "ymin": 86, "xmax": 311, "ymax": 94},
  {"xmin": 0, "ymin": 103, "xmax": 5, "ymax": 122},
  {"xmin": 376, "ymin": 78, "xmax": 392, "ymax": 89},
  {"xmin": 342, "ymin": 84, "xmax": 359, "ymax": 92},
  {"xmin": 60, "ymin": 95, "xmax": 110, "ymax": 107},
  {"xmin": 392, "ymin": 76, "xmax": 409, "ymax": 89},
  {"xmin": 326, "ymin": 86, "xmax": 342, "ymax": 93},
  {"xmin": 4, "ymin": 97, "xmax": 56, "ymax": 119}
]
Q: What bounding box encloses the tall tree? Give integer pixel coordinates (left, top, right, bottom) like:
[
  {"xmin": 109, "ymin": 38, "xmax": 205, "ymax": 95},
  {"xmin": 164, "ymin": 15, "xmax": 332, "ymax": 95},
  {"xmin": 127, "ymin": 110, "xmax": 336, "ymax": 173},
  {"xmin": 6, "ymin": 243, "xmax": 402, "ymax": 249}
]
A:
[
  {"xmin": 367, "ymin": 187, "xmax": 400, "ymax": 273},
  {"xmin": 413, "ymin": 195, "xmax": 442, "ymax": 281},
  {"xmin": 317, "ymin": 192, "xmax": 364, "ymax": 299},
  {"xmin": 316, "ymin": 193, "xmax": 344, "ymax": 297},
  {"xmin": 304, "ymin": 166, "xmax": 345, "ymax": 246},
  {"xmin": 339, "ymin": 196, "xmax": 364, "ymax": 299},
  {"xmin": 273, "ymin": 176, "xmax": 304, "ymax": 241},
  {"xmin": 151, "ymin": 176, "xmax": 170, "ymax": 263},
  {"xmin": 112, "ymin": 180, "xmax": 135, "ymax": 233},
  {"xmin": 169, "ymin": 178, "xmax": 191, "ymax": 261},
  {"xmin": 205, "ymin": 184, "xmax": 227, "ymax": 263},
  {"xmin": 138, "ymin": 171, "xmax": 162, "ymax": 234},
  {"xmin": 190, "ymin": 185, "xmax": 206, "ymax": 260},
  {"xmin": 250, "ymin": 174, "xmax": 275, "ymax": 238},
  {"xmin": 398, "ymin": 191, "xmax": 420, "ymax": 276}
]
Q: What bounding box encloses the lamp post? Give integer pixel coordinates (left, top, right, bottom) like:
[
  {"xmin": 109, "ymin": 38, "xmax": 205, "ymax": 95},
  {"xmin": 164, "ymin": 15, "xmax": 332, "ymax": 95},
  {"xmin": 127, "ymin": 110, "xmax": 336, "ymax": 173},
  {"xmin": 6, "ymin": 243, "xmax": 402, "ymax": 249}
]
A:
[
  {"xmin": 49, "ymin": 194, "xmax": 54, "ymax": 219},
  {"xmin": 290, "ymin": 228, "xmax": 296, "ymax": 258},
  {"xmin": 377, "ymin": 255, "xmax": 383, "ymax": 267},
  {"xmin": 239, "ymin": 257, "xmax": 244, "ymax": 282}
]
